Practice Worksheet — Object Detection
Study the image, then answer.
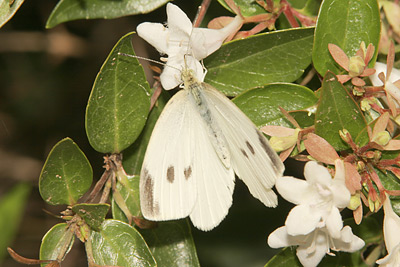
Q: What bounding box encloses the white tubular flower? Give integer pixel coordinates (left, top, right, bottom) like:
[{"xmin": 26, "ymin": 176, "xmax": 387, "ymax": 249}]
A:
[
  {"xmin": 268, "ymin": 225, "xmax": 365, "ymax": 267},
  {"xmin": 370, "ymin": 62, "xmax": 400, "ymax": 103},
  {"xmin": 137, "ymin": 3, "xmax": 243, "ymax": 90},
  {"xmin": 276, "ymin": 160, "xmax": 350, "ymax": 238},
  {"xmin": 376, "ymin": 195, "xmax": 400, "ymax": 266}
]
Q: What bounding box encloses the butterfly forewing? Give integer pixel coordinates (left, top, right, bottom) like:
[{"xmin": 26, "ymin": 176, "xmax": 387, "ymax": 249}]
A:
[
  {"xmin": 200, "ymin": 83, "xmax": 285, "ymax": 207},
  {"xmin": 140, "ymin": 90, "xmax": 198, "ymax": 221}
]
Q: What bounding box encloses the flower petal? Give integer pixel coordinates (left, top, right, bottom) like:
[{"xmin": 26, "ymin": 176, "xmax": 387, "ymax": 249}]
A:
[
  {"xmin": 191, "ymin": 15, "xmax": 243, "ymax": 59},
  {"xmin": 382, "ymin": 196, "xmax": 400, "ymax": 252},
  {"xmin": 275, "ymin": 176, "xmax": 309, "ymax": 205},
  {"xmin": 160, "ymin": 56, "xmax": 204, "ymax": 89},
  {"xmin": 286, "ymin": 205, "xmax": 321, "ymax": 236},
  {"xmin": 325, "ymin": 208, "xmax": 343, "ymax": 239},
  {"xmin": 296, "ymin": 230, "xmax": 329, "ymax": 267},
  {"xmin": 370, "ymin": 62, "xmax": 387, "ymax": 86},
  {"xmin": 267, "ymin": 226, "xmax": 302, "ymax": 248},
  {"xmin": 137, "ymin": 22, "xmax": 169, "ymax": 54},
  {"xmin": 166, "ymin": 3, "xmax": 192, "ymax": 36},
  {"xmin": 304, "ymin": 161, "xmax": 332, "ymax": 186},
  {"xmin": 332, "ymin": 226, "xmax": 365, "ymax": 253}
]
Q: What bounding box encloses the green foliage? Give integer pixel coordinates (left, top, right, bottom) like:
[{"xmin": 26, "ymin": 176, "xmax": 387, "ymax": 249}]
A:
[
  {"xmin": 0, "ymin": 0, "xmax": 24, "ymax": 28},
  {"xmin": 312, "ymin": 0, "xmax": 380, "ymax": 76},
  {"xmin": 39, "ymin": 138, "xmax": 92, "ymax": 205},
  {"xmin": 205, "ymin": 28, "xmax": 315, "ymax": 96},
  {"xmin": 233, "ymin": 83, "xmax": 317, "ymax": 127},
  {"xmin": 46, "ymin": 0, "xmax": 169, "ymax": 28},
  {"xmin": 0, "ymin": 184, "xmax": 30, "ymax": 262},
  {"xmin": 71, "ymin": 203, "xmax": 110, "ymax": 231},
  {"xmin": 40, "ymin": 223, "xmax": 74, "ymax": 266},
  {"xmin": 315, "ymin": 72, "xmax": 368, "ymax": 150},
  {"xmin": 85, "ymin": 32, "xmax": 151, "ymax": 154},
  {"xmin": 89, "ymin": 220, "xmax": 156, "ymax": 267}
]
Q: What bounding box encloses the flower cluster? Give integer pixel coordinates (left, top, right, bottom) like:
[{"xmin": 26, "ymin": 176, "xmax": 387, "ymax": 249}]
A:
[{"xmin": 268, "ymin": 160, "xmax": 364, "ymax": 266}]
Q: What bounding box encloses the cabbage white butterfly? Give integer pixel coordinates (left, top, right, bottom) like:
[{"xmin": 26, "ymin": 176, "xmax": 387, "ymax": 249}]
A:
[{"xmin": 139, "ymin": 60, "xmax": 285, "ymax": 231}]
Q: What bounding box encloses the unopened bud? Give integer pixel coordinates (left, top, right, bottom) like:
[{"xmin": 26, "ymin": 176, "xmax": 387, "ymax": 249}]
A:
[
  {"xmin": 372, "ymin": 131, "xmax": 391, "ymax": 146},
  {"xmin": 349, "ymin": 55, "xmax": 365, "ymax": 77},
  {"xmin": 348, "ymin": 193, "xmax": 361, "ymax": 210},
  {"xmin": 269, "ymin": 129, "xmax": 300, "ymax": 152},
  {"xmin": 339, "ymin": 129, "xmax": 351, "ymax": 143}
]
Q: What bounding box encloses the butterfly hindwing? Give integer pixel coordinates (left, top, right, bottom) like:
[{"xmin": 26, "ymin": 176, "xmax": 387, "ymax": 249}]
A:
[{"xmin": 200, "ymin": 83, "xmax": 285, "ymax": 207}]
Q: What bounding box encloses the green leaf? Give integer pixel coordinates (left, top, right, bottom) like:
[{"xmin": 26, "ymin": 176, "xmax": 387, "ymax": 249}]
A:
[
  {"xmin": 375, "ymin": 168, "xmax": 400, "ymax": 215},
  {"xmin": 86, "ymin": 32, "xmax": 151, "ymax": 153},
  {"xmin": 40, "ymin": 223, "xmax": 74, "ymax": 267},
  {"xmin": 112, "ymin": 174, "xmax": 141, "ymax": 221},
  {"xmin": 204, "ymin": 27, "xmax": 315, "ymax": 96},
  {"xmin": 123, "ymin": 91, "xmax": 169, "ymax": 175},
  {"xmin": 232, "ymin": 83, "xmax": 318, "ymax": 127},
  {"xmin": 72, "ymin": 203, "xmax": 110, "ymax": 231},
  {"xmin": 265, "ymin": 247, "xmax": 302, "ymax": 266},
  {"xmin": 0, "ymin": 183, "xmax": 30, "ymax": 262},
  {"xmin": 312, "ymin": 0, "xmax": 380, "ymax": 76},
  {"xmin": 216, "ymin": 0, "xmax": 267, "ymax": 16},
  {"xmin": 315, "ymin": 72, "xmax": 368, "ymax": 150},
  {"xmin": 46, "ymin": 0, "xmax": 169, "ymax": 28},
  {"xmin": 111, "ymin": 176, "xmax": 200, "ymax": 266},
  {"xmin": 139, "ymin": 220, "xmax": 201, "ymax": 267},
  {"xmin": 0, "ymin": 0, "xmax": 24, "ymax": 28},
  {"xmin": 39, "ymin": 137, "xmax": 92, "ymax": 205},
  {"xmin": 90, "ymin": 219, "xmax": 156, "ymax": 267}
]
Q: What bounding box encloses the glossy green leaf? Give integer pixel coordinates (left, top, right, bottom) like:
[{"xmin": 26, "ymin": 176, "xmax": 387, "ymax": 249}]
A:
[
  {"xmin": 111, "ymin": 177, "xmax": 200, "ymax": 266},
  {"xmin": 312, "ymin": 0, "xmax": 380, "ymax": 76},
  {"xmin": 0, "ymin": 0, "xmax": 24, "ymax": 28},
  {"xmin": 86, "ymin": 32, "xmax": 151, "ymax": 153},
  {"xmin": 40, "ymin": 223, "xmax": 74, "ymax": 267},
  {"xmin": 123, "ymin": 91, "xmax": 169, "ymax": 175},
  {"xmin": 112, "ymin": 174, "xmax": 141, "ymax": 221},
  {"xmin": 315, "ymin": 72, "xmax": 368, "ymax": 150},
  {"xmin": 216, "ymin": 0, "xmax": 267, "ymax": 16},
  {"xmin": 375, "ymin": 168, "xmax": 400, "ymax": 215},
  {"xmin": 39, "ymin": 138, "xmax": 93, "ymax": 205},
  {"xmin": 72, "ymin": 203, "xmax": 110, "ymax": 231},
  {"xmin": 139, "ymin": 220, "xmax": 201, "ymax": 267},
  {"xmin": 46, "ymin": 0, "xmax": 169, "ymax": 28},
  {"xmin": 265, "ymin": 247, "xmax": 302, "ymax": 266},
  {"xmin": 233, "ymin": 83, "xmax": 318, "ymax": 127},
  {"xmin": 90, "ymin": 219, "xmax": 156, "ymax": 267},
  {"xmin": 204, "ymin": 27, "xmax": 314, "ymax": 96},
  {"xmin": 0, "ymin": 183, "xmax": 30, "ymax": 261}
]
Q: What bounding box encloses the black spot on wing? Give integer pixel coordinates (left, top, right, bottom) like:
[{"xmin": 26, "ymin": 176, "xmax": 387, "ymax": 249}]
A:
[
  {"xmin": 184, "ymin": 166, "xmax": 192, "ymax": 180},
  {"xmin": 240, "ymin": 148, "xmax": 248, "ymax": 158},
  {"xmin": 143, "ymin": 168, "xmax": 159, "ymax": 216},
  {"xmin": 167, "ymin": 166, "xmax": 175, "ymax": 183},
  {"xmin": 256, "ymin": 130, "xmax": 283, "ymax": 173},
  {"xmin": 246, "ymin": 141, "xmax": 255, "ymax": 155}
]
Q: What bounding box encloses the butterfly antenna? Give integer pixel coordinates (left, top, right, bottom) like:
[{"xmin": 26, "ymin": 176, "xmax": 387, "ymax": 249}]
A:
[{"xmin": 117, "ymin": 52, "xmax": 181, "ymax": 72}]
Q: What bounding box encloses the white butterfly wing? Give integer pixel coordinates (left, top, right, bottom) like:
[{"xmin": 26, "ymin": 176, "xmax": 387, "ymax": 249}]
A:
[
  {"xmin": 189, "ymin": 115, "xmax": 235, "ymax": 231},
  {"xmin": 140, "ymin": 89, "xmax": 235, "ymax": 230},
  {"xmin": 201, "ymin": 83, "xmax": 285, "ymax": 207},
  {"xmin": 140, "ymin": 90, "xmax": 197, "ymax": 221}
]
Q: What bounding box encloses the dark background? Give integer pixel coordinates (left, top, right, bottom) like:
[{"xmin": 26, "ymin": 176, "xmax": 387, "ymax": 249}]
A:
[{"xmin": 0, "ymin": 1, "xmax": 302, "ymax": 266}]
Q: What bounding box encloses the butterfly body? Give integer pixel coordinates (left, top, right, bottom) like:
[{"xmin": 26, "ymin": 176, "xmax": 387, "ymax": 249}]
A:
[{"xmin": 140, "ymin": 68, "xmax": 284, "ymax": 231}]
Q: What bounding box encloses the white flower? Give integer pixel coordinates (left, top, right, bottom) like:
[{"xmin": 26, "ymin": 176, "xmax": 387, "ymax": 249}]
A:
[
  {"xmin": 376, "ymin": 195, "xmax": 400, "ymax": 266},
  {"xmin": 137, "ymin": 3, "xmax": 243, "ymax": 90},
  {"xmin": 276, "ymin": 160, "xmax": 350, "ymax": 239},
  {"xmin": 370, "ymin": 62, "xmax": 400, "ymax": 103},
  {"xmin": 268, "ymin": 225, "xmax": 365, "ymax": 267}
]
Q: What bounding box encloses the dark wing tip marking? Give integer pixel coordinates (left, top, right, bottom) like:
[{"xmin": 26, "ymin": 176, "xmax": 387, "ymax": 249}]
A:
[
  {"xmin": 256, "ymin": 130, "xmax": 283, "ymax": 174},
  {"xmin": 167, "ymin": 166, "xmax": 175, "ymax": 183},
  {"xmin": 246, "ymin": 141, "xmax": 255, "ymax": 155},
  {"xmin": 184, "ymin": 166, "xmax": 192, "ymax": 180},
  {"xmin": 240, "ymin": 148, "xmax": 248, "ymax": 158},
  {"xmin": 143, "ymin": 168, "xmax": 159, "ymax": 216}
]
